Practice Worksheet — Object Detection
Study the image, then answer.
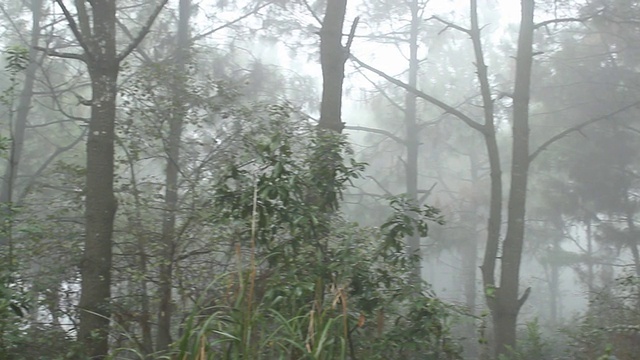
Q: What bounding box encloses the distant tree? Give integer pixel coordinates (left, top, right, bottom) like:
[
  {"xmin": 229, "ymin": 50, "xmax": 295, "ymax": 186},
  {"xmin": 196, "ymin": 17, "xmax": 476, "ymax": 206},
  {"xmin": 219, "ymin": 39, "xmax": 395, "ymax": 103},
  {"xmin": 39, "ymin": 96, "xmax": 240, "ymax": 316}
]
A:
[{"xmin": 349, "ymin": 0, "xmax": 628, "ymax": 356}]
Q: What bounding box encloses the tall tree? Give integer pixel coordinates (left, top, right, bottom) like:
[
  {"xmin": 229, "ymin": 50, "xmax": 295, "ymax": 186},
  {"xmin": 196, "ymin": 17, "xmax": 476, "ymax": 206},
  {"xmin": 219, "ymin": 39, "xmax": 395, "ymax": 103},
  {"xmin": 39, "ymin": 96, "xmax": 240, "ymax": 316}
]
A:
[
  {"xmin": 156, "ymin": 0, "xmax": 191, "ymax": 351},
  {"xmin": 50, "ymin": 1, "xmax": 168, "ymax": 357},
  {"xmin": 349, "ymin": 0, "xmax": 621, "ymax": 355},
  {"xmin": 492, "ymin": 1, "xmax": 535, "ymax": 353},
  {"xmin": 0, "ymin": 0, "xmax": 43, "ymax": 222}
]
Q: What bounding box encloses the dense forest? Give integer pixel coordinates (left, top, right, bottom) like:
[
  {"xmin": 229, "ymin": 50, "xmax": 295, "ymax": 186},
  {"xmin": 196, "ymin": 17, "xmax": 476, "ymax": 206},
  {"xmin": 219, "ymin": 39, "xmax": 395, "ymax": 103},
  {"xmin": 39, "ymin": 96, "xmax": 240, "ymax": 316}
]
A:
[{"xmin": 0, "ymin": 0, "xmax": 639, "ymax": 359}]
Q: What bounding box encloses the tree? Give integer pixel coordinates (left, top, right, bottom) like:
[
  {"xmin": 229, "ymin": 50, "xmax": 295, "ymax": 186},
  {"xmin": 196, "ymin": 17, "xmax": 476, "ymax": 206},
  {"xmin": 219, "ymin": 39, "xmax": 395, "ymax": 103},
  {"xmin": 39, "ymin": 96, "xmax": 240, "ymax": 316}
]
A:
[
  {"xmin": 0, "ymin": 0, "xmax": 43, "ymax": 233},
  {"xmin": 349, "ymin": 0, "xmax": 628, "ymax": 355},
  {"xmin": 49, "ymin": 1, "xmax": 168, "ymax": 356},
  {"xmin": 156, "ymin": 0, "xmax": 191, "ymax": 351}
]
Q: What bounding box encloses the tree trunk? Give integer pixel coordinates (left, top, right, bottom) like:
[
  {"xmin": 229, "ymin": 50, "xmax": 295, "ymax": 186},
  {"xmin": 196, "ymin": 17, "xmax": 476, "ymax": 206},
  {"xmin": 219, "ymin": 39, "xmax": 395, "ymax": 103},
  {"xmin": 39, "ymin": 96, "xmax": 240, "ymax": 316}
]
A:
[
  {"xmin": 469, "ymin": 0, "xmax": 503, "ymax": 320},
  {"xmin": 319, "ymin": 0, "xmax": 348, "ymax": 135},
  {"xmin": 52, "ymin": 0, "xmax": 167, "ymax": 357},
  {"xmin": 405, "ymin": 0, "xmax": 422, "ymax": 285},
  {"xmin": 0, "ymin": 0, "xmax": 43, "ymax": 248},
  {"xmin": 156, "ymin": 0, "xmax": 191, "ymax": 351},
  {"xmin": 493, "ymin": 0, "xmax": 535, "ymax": 356},
  {"xmin": 77, "ymin": 0, "xmax": 119, "ymax": 355},
  {"xmin": 461, "ymin": 150, "xmax": 482, "ymax": 358}
]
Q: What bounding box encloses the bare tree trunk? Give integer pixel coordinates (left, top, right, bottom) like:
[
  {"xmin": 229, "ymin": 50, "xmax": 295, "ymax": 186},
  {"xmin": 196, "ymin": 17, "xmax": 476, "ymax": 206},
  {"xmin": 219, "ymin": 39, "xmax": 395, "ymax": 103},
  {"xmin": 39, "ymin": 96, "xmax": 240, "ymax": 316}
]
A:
[
  {"xmin": 493, "ymin": 0, "xmax": 535, "ymax": 355},
  {"xmin": 461, "ymin": 150, "xmax": 482, "ymax": 358},
  {"xmin": 120, "ymin": 141, "xmax": 154, "ymax": 354},
  {"xmin": 0, "ymin": 0, "xmax": 43, "ymax": 253},
  {"xmin": 157, "ymin": 0, "xmax": 191, "ymax": 351},
  {"xmin": 77, "ymin": 2, "xmax": 119, "ymax": 356},
  {"xmin": 404, "ymin": 0, "xmax": 422, "ymax": 286},
  {"xmin": 52, "ymin": 0, "xmax": 168, "ymax": 356},
  {"xmin": 319, "ymin": 0, "xmax": 348, "ymax": 135},
  {"xmin": 549, "ymin": 248, "xmax": 559, "ymax": 326}
]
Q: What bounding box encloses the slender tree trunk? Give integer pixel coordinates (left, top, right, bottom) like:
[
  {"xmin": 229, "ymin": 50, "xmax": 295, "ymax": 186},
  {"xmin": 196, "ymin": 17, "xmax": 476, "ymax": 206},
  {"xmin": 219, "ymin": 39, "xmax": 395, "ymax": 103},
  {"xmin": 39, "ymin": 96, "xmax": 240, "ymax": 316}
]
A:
[
  {"xmin": 461, "ymin": 150, "xmax": 481, "ymax": 358},
  {"xmin": 121, "ymin": 144, "xmax": 154, "ymax": 354},
  {"xmin": 494, "ymin": 0, "xmax": 535, "ymax": 355},
  {"xmin": 157, "ymin": 0, "xmax": 191, "ymax": 351},
  {"xmin": 405, "ymin": 0, "xmax": 421, "ymax": 284},
  {"xmin": 470, "ymin": 0, "xmax": 503, "ymax": 317},
  {"xmin": 586, "ymin": 218, "xmax": 594, "ymax": 298},
  {"xmin": 623, "ymin": 194, "xmax": 640, "ymax": 278},
  {"xmin": 0, "ymin": 0, "xmax": 43, "ymax": 250}
]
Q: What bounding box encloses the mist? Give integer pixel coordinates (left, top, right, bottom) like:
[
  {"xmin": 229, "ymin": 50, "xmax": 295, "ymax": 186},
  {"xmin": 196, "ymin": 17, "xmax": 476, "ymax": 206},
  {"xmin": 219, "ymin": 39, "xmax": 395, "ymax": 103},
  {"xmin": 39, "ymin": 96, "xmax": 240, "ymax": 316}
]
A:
[{"xmin": 0, "ymin": 0, "xmax": 638, "ymax": 359}]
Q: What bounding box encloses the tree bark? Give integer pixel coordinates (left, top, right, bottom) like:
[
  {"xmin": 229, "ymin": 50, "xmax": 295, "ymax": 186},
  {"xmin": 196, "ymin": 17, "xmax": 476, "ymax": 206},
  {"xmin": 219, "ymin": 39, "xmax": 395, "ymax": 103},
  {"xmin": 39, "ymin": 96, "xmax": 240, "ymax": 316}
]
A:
[
  {"xmin": 493, "ymin": 0, "xmax": 535, "ymax": 356},
  {"xmin": 77, "ymin": 1, "xmax": 119, "ymax": 357},
  {"xmin": 52, "ymin": 0, "xmax": 168, "ymax": 357},
  {"xmin": 319, "ymin": 0, "xmax": 348, "ymax": 134},
  {"xmin": 405, "ymin": 0, "xmax": 422, "ymax": 285},
  {"xmin": 156, "ymin": 0, "xmax": 191, "ymax": 351}
]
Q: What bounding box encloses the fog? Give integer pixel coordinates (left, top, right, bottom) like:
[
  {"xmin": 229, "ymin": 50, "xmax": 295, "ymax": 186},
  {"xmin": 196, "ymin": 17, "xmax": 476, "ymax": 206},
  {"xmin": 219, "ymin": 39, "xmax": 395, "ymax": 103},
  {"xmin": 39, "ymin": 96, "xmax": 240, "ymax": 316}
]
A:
[{"xmin": 0, "ymin": 0, "xmax": 639, "ymax": 359}]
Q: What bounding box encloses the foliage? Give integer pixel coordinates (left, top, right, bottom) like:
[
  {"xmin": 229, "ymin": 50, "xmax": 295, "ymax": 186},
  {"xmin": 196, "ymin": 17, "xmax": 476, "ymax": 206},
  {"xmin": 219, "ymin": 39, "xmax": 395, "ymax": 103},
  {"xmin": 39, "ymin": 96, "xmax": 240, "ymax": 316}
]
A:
[
  {"xmin": 147, "ymin": 106, "xmax": 461, "ymax": 360},
  {"xmin": 497, "ymin": 318, "xmax": 559, "ymax": 360},
  {"xmin": 565, "ymin": 274, "xmax": 640, "ymax": 360}
]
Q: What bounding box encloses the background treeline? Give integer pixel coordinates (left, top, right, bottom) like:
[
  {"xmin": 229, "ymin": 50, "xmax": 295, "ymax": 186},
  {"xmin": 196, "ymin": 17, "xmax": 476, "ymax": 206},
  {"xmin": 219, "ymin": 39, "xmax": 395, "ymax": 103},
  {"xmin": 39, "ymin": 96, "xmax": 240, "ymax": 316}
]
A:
[{"xmin": 0, "ymin": 0, "xmax": 639, "ymax": 359}]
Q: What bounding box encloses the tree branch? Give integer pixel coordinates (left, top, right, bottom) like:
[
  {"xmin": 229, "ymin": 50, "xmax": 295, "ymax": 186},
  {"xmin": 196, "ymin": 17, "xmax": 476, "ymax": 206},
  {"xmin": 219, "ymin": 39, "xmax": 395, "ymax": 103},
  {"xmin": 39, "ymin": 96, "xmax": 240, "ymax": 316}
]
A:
[
  {"xmin": 191, "ymin": 2, "xmax": 272, "ymax": 43},
  {"xmin": 115, "ymin": 17, "xmax": 153, "ymax": 64},
  {"xmin": 418, "ymin": 182, "xmax": 437, "ymax": 204},
  {"xmin": 344, "ymin": 16, "xmax": 360, "ymax": 54},
  {"xmin": 529, "ymin": 101, "xmax": 640, "ymax": 163},
  {"xmin": 17, "ymin": 128, "xmax": 87, "ymax": 205},
  {"xmin": 117, "ymin": 0, "xmax": 170, "ymax": 63},
  {"xmin": 429, "ymin": 15, "xmax": 471, "ymax": 35},
  {"xmin": 34, "ymin": 45, "xmax": 86, "ymax": 62},
  {"xmin": 350, "ymin": 55, "xmax": 486, "ymax": 134},
  {"xmin": 344, "ymin": 125, "xmax": 406, "ymax": 145},
  {"xmin": 353, "ymin": 65, "xmax": 407, "ymax": 114},
  {"xmin": 302, "ymin": 0, "xmax": 323, "ymax": 26},
  {"xmin": 534, "ymin": 16, "xmax": 592, "ymax": 30},
  {"xmin": 517, "ymin": 287, "xmax": 531, "ymax": 310},
  {"xmin": 54, "ymin": 0, "xmax": 93, "ymax": 59},
  {"xmin": 367, "ymin": 176, "xmax": 394, "ymax": 197}
]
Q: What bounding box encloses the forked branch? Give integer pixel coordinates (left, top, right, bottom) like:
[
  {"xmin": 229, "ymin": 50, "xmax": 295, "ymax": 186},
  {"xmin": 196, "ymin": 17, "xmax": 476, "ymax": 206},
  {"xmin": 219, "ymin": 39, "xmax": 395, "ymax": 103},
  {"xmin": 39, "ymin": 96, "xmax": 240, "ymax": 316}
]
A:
[
  {"xmin": 117, "ymin": 0, "xmax": 170, "ymax": 62},
  {"xmin": 350, "ymin": 55, "xmax": 485, "ymax": 134},
  {"xmin": 54, "ymin": 0, "xmax": 93, "ymax": 59}
]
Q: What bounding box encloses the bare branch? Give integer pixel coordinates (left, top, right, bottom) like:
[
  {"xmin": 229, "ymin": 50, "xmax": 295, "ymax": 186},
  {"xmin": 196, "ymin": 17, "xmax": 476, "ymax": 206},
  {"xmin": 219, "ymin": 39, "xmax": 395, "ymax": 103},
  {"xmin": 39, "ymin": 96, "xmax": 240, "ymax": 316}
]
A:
[
  {"xmin": 429, "ymin": 15, "xmax": 471, "ymax": 35},
  {"xmin": 54, "ymin": 0, "xmax": 94, "ymax": 59},
  {"xmin": 191, "ymin": 2, "xmax": 273, "ymax": 43},
  {"xmin": 418, "ymin": 182, "xmax": 438, "ymax": 204},
  {"xmin": 344, "ymin": 16, "xmax": 360, "ymax": 54},
  {"xmin": 17, "ymin": 128, "xmax": 87, "ymax": 205},
  {"xmin": 34, "ymin": 45, "xmax": 86, "ymax": 62},
  {"xmin": 118, "ymin": 0, "xmax": 170, "ymax": 63},
  {"xmin": 302, "ymin": 0, "xmax": 323, "ymax": 26},
  {"xmin": 517, "ymin": 287, "xmax": 532, "ymax": 310},
  {"xmin": 344, "ymin": 125, "xmax": 406, "ymax": 145},
  {"xmin": 27, "ymin": 119, "xmax": 85, "ymax": 129},
  {"xmin": 534, "ymin": 16, "xmax": 592, "ymax": 30},
  {"xmin": 115, "ymin": 17, "xmax": 153, "ymax": 64},
  {"xmin": 353, "ymin": 65, "xmax": 406, "ymax": 114},
  {"xmin": 529, "ymin": 101, "xmax": 640, "ymax": 163},
  {"xmin": 350, "ymin": 55, "xmax": 486, "ymax": 134},
  {"xmin": 368, "ymin": 176, "xmax": 394, "ymax": 197}
]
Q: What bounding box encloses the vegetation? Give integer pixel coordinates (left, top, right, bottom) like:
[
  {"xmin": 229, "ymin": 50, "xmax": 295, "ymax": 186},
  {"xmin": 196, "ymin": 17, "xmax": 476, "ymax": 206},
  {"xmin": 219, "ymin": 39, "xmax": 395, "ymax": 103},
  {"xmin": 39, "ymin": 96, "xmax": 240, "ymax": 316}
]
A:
[{"xmin": 0, "ymin": 0, "xmax": 640, "ymax": 359}]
